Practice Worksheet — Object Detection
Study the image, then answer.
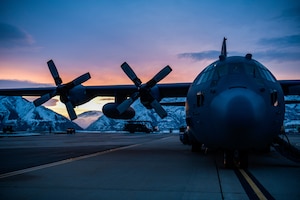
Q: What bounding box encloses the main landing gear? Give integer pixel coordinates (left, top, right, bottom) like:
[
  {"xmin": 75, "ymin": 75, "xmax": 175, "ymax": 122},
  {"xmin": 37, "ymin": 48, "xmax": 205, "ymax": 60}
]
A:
[{"xmin": 224, "ymin": 150, "xmax": 248, "ymax": 168}]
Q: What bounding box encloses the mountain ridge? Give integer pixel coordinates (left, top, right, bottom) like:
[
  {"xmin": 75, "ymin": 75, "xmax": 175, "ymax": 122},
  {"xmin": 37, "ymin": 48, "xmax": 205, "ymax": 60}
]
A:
[
  {"xmin": 0, "ymin": 96, "xmax": 299, "ymax": 133},
  {"xmin": 0, "ymin": 96, "xmax": 81, "ymax": 132}
]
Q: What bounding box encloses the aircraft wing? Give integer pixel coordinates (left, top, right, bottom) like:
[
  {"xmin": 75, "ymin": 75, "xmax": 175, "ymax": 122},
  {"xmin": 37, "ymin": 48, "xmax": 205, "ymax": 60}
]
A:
[
  {"xmin": 0, "ymin": 83, "xmax": 191, "ymax": 99},
  {"xmin": 0, "ymin": 87, "xmax": 57, "ymax": 96},
  {"xmin": 278, "ymin": 80, "xmax": 300, "ymax": 95},
  {"xmin": 2, "ymin": 81, "xmax": 299, "ymax": 97},
  {"xmin": 83, "ymin": 81, "xmax": 300, "ymax": 98},
  {"xmin": 85, "ymin": 83, "xmax": 190, "ymax": 99},
  {"xmin": 0, "ymin": 83, "xmax": 190, "ymax": 120}
]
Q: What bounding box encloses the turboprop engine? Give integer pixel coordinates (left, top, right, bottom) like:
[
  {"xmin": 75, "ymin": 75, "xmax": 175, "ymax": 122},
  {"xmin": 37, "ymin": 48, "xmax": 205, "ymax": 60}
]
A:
[{"xmin": 102, "ymin": 103, "xmax": 135, "ymax": 119}]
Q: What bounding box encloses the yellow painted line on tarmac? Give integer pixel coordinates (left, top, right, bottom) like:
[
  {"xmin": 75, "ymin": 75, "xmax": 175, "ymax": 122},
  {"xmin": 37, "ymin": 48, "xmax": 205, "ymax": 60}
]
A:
[
  {"xmin": 0, "ymin": 143, "xmax": 141, "ymax": 179},
  {"xmin": 239, "ymin": 169, "xmax": 267, "ymax": 200}
]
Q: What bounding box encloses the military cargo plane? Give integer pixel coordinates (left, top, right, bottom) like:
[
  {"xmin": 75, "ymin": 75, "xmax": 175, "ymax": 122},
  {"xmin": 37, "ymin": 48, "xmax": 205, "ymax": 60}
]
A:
[{"xmin": 0, "ymin": 38, "xmax": 299, "ymax": 168}]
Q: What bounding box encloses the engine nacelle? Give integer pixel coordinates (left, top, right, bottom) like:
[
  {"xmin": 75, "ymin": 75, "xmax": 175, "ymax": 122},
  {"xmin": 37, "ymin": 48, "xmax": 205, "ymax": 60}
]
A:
[
  {"xmin": 68, "ymin": 85, "xmax": 92, "ymax": 106},
  {"xmin": 140, "ymin": 85, "xmax": 161, "ymax": 109},
  {"xmin": 103, "ymin": 103, "xmax": 135, "ymax": 119}
]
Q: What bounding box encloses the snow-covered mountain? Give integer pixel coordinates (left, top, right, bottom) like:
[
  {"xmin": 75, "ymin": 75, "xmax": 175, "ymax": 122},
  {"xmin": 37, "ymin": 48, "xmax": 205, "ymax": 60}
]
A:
[
  {"xmin": 87, "ymin": 96, "xmax": 300, "ymax": 133},
  {"xmin": 284, "ymin": 96, "xmax": 300, "ymax": 133},
  {"xmin": 87, "ymin": 98, "xmax": 186, "ymax": 131},
  {"xmin": 0, "ymin": 96, "xmax": 81, "ymax": 131},
  {"xmin": 0, "ymin": 95, "xmax": 299, "ymax": 133},
  {"xmin": 74, "ymin": 110, "xmax": 102, "ymax": 129}
]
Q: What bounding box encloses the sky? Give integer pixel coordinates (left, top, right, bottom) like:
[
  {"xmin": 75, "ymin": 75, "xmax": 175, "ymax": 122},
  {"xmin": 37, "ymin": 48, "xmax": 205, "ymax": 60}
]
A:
[{"xmin": 0, "ymin": 0, "xmax": 300, "ymax": 117}]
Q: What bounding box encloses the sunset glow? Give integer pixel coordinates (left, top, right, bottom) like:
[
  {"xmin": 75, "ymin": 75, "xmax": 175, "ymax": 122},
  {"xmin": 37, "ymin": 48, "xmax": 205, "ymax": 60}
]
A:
[{"xmin": 43, "ymin": 96, "xmax": 112, "ymax": 118}]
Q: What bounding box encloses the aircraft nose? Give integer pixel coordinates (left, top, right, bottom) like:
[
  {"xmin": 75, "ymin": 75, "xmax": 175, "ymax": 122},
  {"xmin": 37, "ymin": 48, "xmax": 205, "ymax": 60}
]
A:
[{"xmin": 211, "ymin": 88, "xmax": 266, "ymax": 135}]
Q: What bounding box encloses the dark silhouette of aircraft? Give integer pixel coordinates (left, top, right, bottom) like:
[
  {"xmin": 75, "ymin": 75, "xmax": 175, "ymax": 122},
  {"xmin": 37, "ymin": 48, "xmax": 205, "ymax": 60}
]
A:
[{"xmin": 1, "ymin": 38, "xmax": 299, "ymax": 168}]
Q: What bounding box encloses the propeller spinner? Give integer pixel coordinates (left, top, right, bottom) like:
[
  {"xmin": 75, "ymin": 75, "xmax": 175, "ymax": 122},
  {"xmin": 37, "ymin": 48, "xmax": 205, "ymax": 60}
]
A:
[
  {"xmin": 33, "ymin": 60, "xmax": 91, "ymax": 120},
  {"xmin": 117, "ymin": 62, "xmax": 172, "ymax": 118}
]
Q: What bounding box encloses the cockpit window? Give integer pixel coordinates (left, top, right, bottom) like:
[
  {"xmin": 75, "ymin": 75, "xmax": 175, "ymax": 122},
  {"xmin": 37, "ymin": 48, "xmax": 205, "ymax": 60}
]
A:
[
  {"xmin": 245, "ymin": 61, "xmax": 276, "ymax": 82},
  {"xmin": 232, "ymin": 63, "xmax": 243, "ymax": 73},
  {"xmin": 196, "ymin": 62, "xmax": 216, "ymax": 85},
  {"xmin": 255, "ymin": 62, "xmax": 276, "ymax": 82},
  {"xmin": 196, "ymin": 59, "xmax": 276, "ymax": 85},
  {"xmin": 216, "ymin": 62, "xmax": 243, "ymax": 77},
  {"xmin": 244, "ymin": 63, "xmax": 256, "ymax": 77},
  {"xmin": 217, "ymin": 63, "xmax": 228, "ymax": 77}
]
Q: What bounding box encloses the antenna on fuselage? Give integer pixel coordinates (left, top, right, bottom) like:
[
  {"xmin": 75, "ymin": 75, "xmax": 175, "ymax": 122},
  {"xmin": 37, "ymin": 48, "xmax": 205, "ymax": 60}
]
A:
[{"xmin": 219, "ymin": 37, "xmax": 227, "ymax": 60}]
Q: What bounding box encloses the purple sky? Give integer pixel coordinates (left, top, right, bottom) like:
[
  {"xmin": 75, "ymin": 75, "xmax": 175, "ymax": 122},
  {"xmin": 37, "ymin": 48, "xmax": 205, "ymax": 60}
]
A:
[
  {"xmin": 1, "ymin": 0, "xmax": 299, "ymax": 86},
  {"xmin": 0, "ymin": 0, "xmax": 299, "ymax": 116}
]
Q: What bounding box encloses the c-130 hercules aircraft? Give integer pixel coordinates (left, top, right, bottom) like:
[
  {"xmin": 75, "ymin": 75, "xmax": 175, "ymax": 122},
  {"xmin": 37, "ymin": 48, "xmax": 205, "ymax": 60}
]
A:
[{"xmin": 1, "ymin": 38, "xmax": 299, "ymax": 168}]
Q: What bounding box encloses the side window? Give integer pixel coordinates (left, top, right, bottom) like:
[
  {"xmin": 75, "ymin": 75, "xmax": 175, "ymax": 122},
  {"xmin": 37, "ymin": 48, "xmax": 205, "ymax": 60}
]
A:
[
  {"xmin": 197, "ymin": 92, "xmax": 204, "ymax": 107},
  {"xmin": 196, "ymin": 73, "xmax": 205, "ymax": 85},
  {"xmin": 202, "ymin": 69, "xmax": 214, "ymax": 82},
  {"xmin": 270, "ymin": 90, "xmax": 279, "ymax": 106}
]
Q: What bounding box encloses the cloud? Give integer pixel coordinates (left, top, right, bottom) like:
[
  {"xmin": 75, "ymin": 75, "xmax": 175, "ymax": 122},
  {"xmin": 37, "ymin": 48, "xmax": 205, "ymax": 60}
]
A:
[
  {"xmin": 42, "ymin": 98, "xmax": 59, "ymax": 107},
  {"xmin": 252, "ymin": 50, "xmax": 300, "ymax": 62},
  {"xmin": 256, "ymin": 35, "xmax": 300, "ymax": 62},
  {"xmin": 178, "ymin": 34, "xmax": 300, "ymax": 63},
  {"xmin": 24, "ymin": 96, "xmax": 59, "ymax": 107},
  {"xmin": 178, "ymin": 50, "xmax": 219, "ymax": 60},
  {"xmin": 257, "ymin": 34, "xmax": 300, "ymax": 48},
  {"xmin": 0, "ymin": 23, "xmax": 35, "ymax": 49},
  {"xmin": 0, "ymin": 79, "xmax": 58, "ymax": 106},
  {"xmin": 178, "ymin": 50, "xmax": 243, "ymax": 61},
  {"xmin": 98, "ymin": 97, "xmax": 115, "ymax": 101},
  {"xmin": 271, "ymin": 6, "xmax": 300, "ymax": 29},
  {"xmin": 178, "ymin": 49, "xmax": 299, "ymax": 63},
  {"xmin": 277, "ymin": 6, "xmax": 300, "ymax": 21},
  {"xmin": 0, "ymin": 80, "xmax": 53, "ymax": 89}
]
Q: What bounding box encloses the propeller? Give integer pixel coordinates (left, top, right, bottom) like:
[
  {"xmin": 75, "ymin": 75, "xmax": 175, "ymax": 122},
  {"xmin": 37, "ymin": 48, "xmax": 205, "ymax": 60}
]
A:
[
  {"xmin": 33, "ymin": 60, "xmax": 91, "ymax": 120},
  {"xmin": 117, "ymin": 62, "xmax": 172, "ymax": 118}
]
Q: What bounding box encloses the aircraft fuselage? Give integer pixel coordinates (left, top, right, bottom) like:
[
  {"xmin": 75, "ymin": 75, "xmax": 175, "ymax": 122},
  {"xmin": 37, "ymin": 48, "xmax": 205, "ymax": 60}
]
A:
[{"xmin": 186, "ymin": 55, "xmax": 285, "ymax": 150}]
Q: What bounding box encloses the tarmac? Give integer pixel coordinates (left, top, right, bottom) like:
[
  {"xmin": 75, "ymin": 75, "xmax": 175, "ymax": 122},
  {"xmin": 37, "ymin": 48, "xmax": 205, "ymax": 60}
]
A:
[{"xmin": 0, "ymin": 132, "xmax": 299, "ymax": 200}]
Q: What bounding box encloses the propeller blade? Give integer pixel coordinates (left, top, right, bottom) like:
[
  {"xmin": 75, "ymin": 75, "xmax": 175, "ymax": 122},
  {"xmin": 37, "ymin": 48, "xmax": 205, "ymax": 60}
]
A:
[
  {"xmin": 47, "ymin": 60, "xmax": 62, "ymax": 86},
  {"xmin": 33, "ymin": 94, "xmax": 52, "ymax": 107},
  {"xmin": 33, "ymin": 90, "xmax": 57, "ymax": 106},
  {"xmin": 71, "ymin": 72, "xmax": 91, "ymax": 86},
  {"xmin": 121, "ymin": 62, "xmax": 142, "ymax": 87},
  {"xmin": 146, "ymin": 66, "xmax": 172, "ymax": 88},
  {"xmin": 116, "ymin": 92, "xmax": 139, "ymax": 114},
  {"xmin": 65, "ymin": 101, "xmax": 77, "ymax": 120},
  {"xmin": 150, "ymin": 99, "xmax": 167, "ymax": 118}
]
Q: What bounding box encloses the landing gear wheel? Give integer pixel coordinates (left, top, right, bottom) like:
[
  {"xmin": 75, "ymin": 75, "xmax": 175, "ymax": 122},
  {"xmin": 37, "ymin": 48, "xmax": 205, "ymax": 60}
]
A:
[
  {"xmin": 224, "ymin": 150, "xmax": 234, "ymax": 168},
  {"xmin": 191, "ymin": 143, "xmax": 202, "ymax": 153},
  {"xmin": 238, "ymin": 151, "xmax": 248, "ymax": 169}
]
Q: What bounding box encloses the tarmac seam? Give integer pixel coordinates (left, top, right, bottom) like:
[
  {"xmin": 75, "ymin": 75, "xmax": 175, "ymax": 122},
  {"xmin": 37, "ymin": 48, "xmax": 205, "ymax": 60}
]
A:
[
  {"xmin": 0, "ymin": 143, "xmax": 141, "ymax": 179},
  {"xmin": 214, "ymin": 159, "xmax": 225, "ymax": 200}
]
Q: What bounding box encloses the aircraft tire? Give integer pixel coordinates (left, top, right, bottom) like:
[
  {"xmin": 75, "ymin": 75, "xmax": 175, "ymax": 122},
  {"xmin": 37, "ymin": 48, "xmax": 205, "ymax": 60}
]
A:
[
  {"xmin": 224, "ymin": 150, "xmax": 234, "ymax": 168},
  {"xmin": 191, "ymin": 143, "xmax": 202, "ymax": 152},
  {"xmin": 239, "ymin": 151, "xmax": 248, "ymax": 169}
]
